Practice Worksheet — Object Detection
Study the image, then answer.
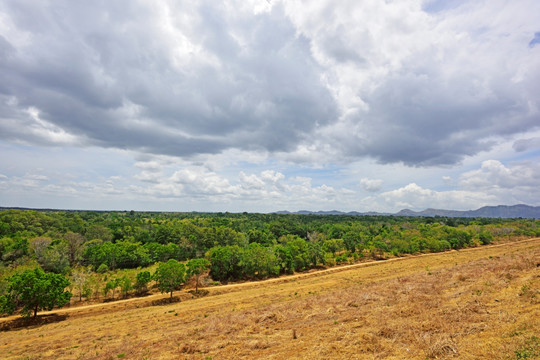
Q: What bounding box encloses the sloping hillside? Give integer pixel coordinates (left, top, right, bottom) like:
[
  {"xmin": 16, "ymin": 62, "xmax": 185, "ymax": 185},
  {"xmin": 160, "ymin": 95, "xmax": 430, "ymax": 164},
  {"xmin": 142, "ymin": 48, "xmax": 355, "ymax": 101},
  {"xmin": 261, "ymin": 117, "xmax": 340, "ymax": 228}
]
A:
[{"xmin": 1, "ymin": 238, "xmax": 539, "ymax": 359}]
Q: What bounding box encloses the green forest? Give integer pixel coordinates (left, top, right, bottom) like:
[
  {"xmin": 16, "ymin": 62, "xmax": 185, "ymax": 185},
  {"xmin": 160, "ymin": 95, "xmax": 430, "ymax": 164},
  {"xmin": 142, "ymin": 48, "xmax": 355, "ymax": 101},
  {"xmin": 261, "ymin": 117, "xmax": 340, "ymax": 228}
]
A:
[{"xmin": 1, "ymin": 209, "xmax": 539, "ymax": 316}]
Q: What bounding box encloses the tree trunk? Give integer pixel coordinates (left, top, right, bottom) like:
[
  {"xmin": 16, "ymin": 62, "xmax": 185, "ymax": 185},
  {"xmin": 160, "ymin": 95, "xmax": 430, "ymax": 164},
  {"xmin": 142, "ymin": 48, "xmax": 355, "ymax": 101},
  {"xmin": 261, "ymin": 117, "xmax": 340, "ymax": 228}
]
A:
[
  {"xmin": 34, "ymin": 304, "xmax": 38, "ymax": 318},
  {"xmin": 170, "ymin": 290, "xmax": 173, "ymax": 302}
]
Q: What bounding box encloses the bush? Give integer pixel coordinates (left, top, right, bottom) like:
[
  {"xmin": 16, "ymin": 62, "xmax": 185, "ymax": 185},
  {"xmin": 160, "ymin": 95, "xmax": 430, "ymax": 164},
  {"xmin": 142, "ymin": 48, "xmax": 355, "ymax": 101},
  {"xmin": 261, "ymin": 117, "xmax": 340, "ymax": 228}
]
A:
[
  {"xmin": 324, "ymin": 253, "xmax": 336, "ymax": 266},
  {"xmin": 335, "ymin": 253, "xmax": 349, "ymax": 264},
  {"xmin": 97, "ymin": 263, "xmax": 109, "ymax": 273},
  {"xmin": 478, "ymin": 232, "xmax": 494, "ymax": 245}
]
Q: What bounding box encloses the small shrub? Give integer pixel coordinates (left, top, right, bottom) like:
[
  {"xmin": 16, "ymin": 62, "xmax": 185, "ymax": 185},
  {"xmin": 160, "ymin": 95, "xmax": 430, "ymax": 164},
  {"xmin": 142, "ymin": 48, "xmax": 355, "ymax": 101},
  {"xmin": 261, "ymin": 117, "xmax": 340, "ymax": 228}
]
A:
[
  {"xmin": 478, "ymin": 232, "xmax": 494, "ymax": 245},
  {"xmin": 324, "ymin": 253, "xmax": 336, "ymax": 267},
  {"xmin": 335, "ymin": 254, "xmax": 348, "ymax": 264},
  {"xmin": 97, "ymin": 263, "xmax": 109, "ymax": 274}
]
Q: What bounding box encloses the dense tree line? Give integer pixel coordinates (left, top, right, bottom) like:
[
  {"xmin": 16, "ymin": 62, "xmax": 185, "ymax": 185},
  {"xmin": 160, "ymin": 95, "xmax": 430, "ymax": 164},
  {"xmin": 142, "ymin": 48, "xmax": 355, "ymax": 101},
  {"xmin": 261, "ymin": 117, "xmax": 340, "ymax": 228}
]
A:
[{"xmin": 1, "ymin": 209, "xmax": 539, "ymax": 289}]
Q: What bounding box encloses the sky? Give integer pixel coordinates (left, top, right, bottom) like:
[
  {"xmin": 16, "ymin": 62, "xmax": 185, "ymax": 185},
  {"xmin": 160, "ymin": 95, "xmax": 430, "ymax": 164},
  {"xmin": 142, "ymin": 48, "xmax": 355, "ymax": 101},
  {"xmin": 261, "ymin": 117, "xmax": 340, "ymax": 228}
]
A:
[{"xmin": 0, "ymin": 0, "xmax": 539, "ymax": 213}]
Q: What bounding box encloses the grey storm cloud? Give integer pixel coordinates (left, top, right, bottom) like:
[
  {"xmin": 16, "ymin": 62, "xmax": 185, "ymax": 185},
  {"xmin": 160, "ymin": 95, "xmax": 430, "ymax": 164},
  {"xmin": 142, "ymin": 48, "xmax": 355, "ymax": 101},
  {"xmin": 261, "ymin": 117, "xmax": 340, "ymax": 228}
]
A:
[
  {"xmin": 1, "ymin": 0, "xmax": 539, "ymax": 166},
  {"xmin": 0, "ymin": 1, "xmax": 338, "ymax": 157},
  {"xmin": 300, "ymin": 0, "xmax": 540, "ymax": 166},
  {"xmin": 347, "ymin": 65, "xmax": 534, "ymax": 166}
]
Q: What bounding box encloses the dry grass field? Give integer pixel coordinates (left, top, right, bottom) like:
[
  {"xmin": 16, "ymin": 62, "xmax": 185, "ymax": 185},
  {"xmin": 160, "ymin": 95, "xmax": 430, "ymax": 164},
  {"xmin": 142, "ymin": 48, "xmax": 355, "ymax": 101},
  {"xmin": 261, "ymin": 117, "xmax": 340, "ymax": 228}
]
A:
[{"xmin": 1, "ymin": 238, "xmax": 539, "ymax": 359}]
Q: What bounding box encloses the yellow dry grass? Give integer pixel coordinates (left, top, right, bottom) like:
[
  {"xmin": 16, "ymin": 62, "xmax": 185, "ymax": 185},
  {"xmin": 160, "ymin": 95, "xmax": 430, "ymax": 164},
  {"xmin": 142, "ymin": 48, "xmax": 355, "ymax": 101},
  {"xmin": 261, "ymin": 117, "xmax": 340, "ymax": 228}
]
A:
[{"xmin": 1, "ymin": 238, "xmax": 539, "ymax": 359}]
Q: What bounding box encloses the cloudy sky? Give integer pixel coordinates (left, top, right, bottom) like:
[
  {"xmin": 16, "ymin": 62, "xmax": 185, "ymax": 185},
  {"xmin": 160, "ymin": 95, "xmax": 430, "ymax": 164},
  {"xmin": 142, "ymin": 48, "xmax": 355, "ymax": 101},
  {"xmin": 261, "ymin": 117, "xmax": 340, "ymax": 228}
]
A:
[{"xmin": 1, "ymin": 0, "xmax": 539, "ymax": 213}]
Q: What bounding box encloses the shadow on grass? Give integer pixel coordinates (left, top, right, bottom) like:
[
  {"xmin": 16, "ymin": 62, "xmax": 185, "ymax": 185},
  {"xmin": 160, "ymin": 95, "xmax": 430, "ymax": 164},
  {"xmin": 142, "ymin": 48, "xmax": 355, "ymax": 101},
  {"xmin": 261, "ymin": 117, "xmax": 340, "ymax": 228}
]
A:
[
  {"xmin": 188, "ymin": 289, "xmax": 209, "ymax": 298},
  {"xmin": 100, "ymin": 291, "xmax": 153, "ymax": 303},
  {"xmin": 0, "ymin": 314, "xmax": 69, "ymax": 332},
  {"xmin": 151, "ymin": 297, "xmax": 181, "ymax": 306}
]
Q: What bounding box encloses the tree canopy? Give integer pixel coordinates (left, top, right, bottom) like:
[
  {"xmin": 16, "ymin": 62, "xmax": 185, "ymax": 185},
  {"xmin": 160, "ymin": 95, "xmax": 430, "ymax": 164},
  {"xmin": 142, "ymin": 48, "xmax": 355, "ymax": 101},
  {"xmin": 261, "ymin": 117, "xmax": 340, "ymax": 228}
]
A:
[
  {"xmin": 153, "ymin": 259, "xmax": 186, "ymax": 300},
  {"xmin": 1, "ymin": 268, "xmax": 72, "ymax": 318},
  {"xmin": 187, "ymin": 258, "xmax": 210, "ymax": 292},
  {"xmin": 1, "ymin": 209, "xmax": 539, "ymax": 293}
]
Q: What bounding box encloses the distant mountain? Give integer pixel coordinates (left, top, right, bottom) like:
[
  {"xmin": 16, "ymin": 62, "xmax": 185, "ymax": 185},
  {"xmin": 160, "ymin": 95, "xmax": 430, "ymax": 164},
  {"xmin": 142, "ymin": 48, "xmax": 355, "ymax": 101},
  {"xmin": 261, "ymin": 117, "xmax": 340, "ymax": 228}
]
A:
[
  {"xmin": 2, "ymin": 204, "xmax": 539, "ymax": 218},
  {"xmin": 395, "ymin": 205, "xmax": 540, "ymax": 218},
  {"xmin": 277, "ymin": 204, "xmax": 540, "ymax": 219},
  {"xmin": 275, "ymin": 209, "xmax": 391, "ymax": 216},
  {"xmin": 471, "ymin": 204, "xmax": 540, "ymax": 218}
]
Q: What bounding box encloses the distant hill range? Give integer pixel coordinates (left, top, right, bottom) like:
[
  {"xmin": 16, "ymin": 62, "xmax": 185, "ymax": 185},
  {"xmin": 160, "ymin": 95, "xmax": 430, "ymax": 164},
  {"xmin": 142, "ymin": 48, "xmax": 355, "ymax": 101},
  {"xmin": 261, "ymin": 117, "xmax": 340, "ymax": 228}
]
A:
[
  {"xmin": 2, "ymin": 204, "xmax": 540, "ymax": 218},
  {"xmin": 276, "ymin": 204, "xmax": 540, "ymax": 219}
]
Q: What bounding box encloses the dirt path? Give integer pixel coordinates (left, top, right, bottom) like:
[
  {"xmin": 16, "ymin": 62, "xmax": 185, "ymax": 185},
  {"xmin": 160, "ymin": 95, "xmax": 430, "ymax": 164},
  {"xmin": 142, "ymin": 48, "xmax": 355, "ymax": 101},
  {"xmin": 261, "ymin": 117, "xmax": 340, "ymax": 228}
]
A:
[{"xmin": 1, "ymin": 236, "xmax": 538, "ymax": 322}]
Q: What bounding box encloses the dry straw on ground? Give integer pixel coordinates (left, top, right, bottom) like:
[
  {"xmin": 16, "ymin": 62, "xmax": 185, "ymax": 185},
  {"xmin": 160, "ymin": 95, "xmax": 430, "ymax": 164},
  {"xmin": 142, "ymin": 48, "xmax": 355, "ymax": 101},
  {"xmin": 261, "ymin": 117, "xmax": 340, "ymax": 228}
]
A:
[{"xmin": 1, "ymin": 238, "xmax": 539, "ymax": 359}]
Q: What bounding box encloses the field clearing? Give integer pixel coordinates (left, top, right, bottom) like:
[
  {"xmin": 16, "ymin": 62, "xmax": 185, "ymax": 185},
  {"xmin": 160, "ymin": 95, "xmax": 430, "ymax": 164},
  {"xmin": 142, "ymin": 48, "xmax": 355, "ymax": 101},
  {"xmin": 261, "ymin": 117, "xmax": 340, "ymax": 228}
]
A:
[{"xmin": 1, "ymin": 238, "xmax": 539, "ymax": 359}]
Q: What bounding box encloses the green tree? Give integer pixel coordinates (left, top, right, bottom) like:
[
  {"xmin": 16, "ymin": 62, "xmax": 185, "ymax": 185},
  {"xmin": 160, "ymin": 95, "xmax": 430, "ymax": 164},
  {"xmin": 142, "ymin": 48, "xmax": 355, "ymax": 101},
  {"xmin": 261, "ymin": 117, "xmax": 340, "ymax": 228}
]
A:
[
  {"xmin": 135, "ymin": 271, "xmax": 151, "ymax": 295},
  {"xmin": 246, "ymin": 229, "xmax": 273, "ymax": 246},
  {"xmin": 153, "ymin": 259, "xmax": 186, "ymax": 300},
  {"xmin": 0, "ymin": 237, "xmax": 15, "ymax": 260},
  {"xmin": 241, "ymin": 243, "xmax": 280, "ymax": 279},
  {"xmin": 206, "ymin": 245, "xmax": 244, "ymax": 282},
  {"xmin": 115, "ymin": 240, "xmax": 151, "ymax": 268},
  {"xmin": 343, "ymin": 231, "xmax": 364, "ymax": 253},
  {"xmin": 85, "ymin": 224, "xmax": 113, "ymax": 242},
  {"xmin": 119, "ymin": 275, "xmax": 132, "ymax": 298},
  {"xmin": 1, "ymin": 237, "xmax": 28, "ymax": 263},
  {"xmin": 306, "ymin": 241, "xmax": 325, "ymax": 267},
  {"xmin": 1, "ymin": 268, "xmax": 72, "ymax": 318},
  {"xmin": 322, "ymin": 238, "xmax": 344, "ymax": 256},
  {"xmin": 83, "ymin": 240, "xmax": 117, "ymax": 270},
  {"xmin": 445, "ymin": 227, "xmax": 472, "ymax": 249},
  {"xmin": 36, "ymin": 240, "xmax": 70, "ymax": 274},
  {"xmin": 187, "ymin": 258, "xmax": 210, "ymax": 293},
  {"xmin": 276, "ymin": 235, "xmax": 310, "ymax": 272},
  {"xmin": 104, "ymin": 278, "xmax": 120, "ymax": 299}
]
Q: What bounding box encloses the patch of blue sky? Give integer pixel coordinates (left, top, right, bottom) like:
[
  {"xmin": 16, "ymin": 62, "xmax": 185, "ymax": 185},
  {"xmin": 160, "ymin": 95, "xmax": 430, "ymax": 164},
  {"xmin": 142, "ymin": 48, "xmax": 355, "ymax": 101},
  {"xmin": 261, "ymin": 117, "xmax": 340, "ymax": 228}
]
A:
[
  {"xmin": 282, "ymin": 164, "xmax": 344, "ymax": 186},
  {"xmin": 422, "ymin": 0, "xmax": 468, "ymax": 13},
  {"xmin": 529, "ymin": 32, "xmax": 540, "ymax": 48},
  {"xmin": 0, "ymin": 141, "xmax": 135, "ymax": 181},
  {"xmin": 511, "ymin": 149, "xmax": 540, "ymax": 162}
]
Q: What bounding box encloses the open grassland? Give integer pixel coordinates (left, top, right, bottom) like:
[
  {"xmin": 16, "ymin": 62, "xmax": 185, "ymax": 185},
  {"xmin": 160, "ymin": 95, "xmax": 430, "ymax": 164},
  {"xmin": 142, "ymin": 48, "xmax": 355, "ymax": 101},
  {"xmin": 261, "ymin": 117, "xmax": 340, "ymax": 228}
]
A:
[{"xmin": 1, "ymin": 238, "xmax": 539, "ymax": 359}]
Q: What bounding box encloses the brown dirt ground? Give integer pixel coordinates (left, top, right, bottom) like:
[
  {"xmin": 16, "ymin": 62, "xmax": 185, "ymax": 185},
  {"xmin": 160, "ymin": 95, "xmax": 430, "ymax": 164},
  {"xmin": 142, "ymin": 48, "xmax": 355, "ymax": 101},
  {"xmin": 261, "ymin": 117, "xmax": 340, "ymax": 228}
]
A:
[{"xmin": 1, "ymin": 238, "xmax": 539, "ymax": 359}]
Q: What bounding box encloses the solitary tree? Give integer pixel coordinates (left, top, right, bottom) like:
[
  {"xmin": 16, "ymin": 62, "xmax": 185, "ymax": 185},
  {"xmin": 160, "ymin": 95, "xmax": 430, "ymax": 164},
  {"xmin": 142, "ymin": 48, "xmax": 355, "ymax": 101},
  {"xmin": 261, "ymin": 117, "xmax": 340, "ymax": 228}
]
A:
[
  {"xmin": 187, "ymin": 258, "xmax": 210, "ymax": 293},
  {"xmin": 1, "ymin": 268, "xmax": 72, "ymax": 318},
  {"xmin": 153, "ymin": 259, "xmax": 186, "ymax": 301}
]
